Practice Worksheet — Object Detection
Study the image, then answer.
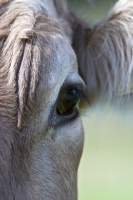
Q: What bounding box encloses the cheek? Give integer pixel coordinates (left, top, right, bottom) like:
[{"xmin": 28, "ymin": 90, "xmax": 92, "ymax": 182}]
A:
[
  {"xmin": 31, "ymin": 117, "xmax": 84, "ymax": 170},
  {"xmin": 29, "ymin": 118, "xmax": 84, "ymax": 199},
  {"xmin": 53, "ymin": 118, "xmax": 84, "ymax": 169}
]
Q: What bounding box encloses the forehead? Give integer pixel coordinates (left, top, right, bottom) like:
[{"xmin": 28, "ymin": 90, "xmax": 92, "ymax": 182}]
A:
[{"xmin": 33, "ymin": 1, "xmax": 75, "ymax": 73}]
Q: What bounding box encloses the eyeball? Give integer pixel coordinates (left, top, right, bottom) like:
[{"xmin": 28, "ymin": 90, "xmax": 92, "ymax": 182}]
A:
[{"xmin": 56, "ymin": 88, "xmax": 80, "ymax": 115}]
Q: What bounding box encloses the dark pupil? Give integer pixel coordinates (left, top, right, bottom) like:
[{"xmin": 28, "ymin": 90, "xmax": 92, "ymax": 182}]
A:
[{"xmin": 57, "ymin": 88, "xmax": 80, "ymax": 115}]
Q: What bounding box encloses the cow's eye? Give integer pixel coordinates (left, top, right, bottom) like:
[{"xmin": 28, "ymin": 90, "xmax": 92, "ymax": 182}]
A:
[{"xmin": 56, "ymin": 88, "xmax": 80, "ymax": 115}]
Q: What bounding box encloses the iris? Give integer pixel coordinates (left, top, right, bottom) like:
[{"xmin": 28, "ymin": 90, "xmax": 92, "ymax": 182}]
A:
[{"xmin": 57, "ymin": 88, "xmax": 80, "ymax": 115}]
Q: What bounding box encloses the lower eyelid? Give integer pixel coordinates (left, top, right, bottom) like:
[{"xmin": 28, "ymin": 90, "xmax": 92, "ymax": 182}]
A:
[{"xmin": 53, "ymin": 107, "xmax": 80, "ymax": 127}]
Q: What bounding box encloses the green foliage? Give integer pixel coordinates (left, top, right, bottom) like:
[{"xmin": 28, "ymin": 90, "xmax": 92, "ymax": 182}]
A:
[{"xmin": 79, "ymin": 106, "xmax": 133, "ymax": 200}]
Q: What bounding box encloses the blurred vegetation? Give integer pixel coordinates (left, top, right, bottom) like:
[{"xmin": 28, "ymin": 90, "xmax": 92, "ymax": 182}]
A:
[
  {"xmin": 68, "ymin": 0, "xmax": 117, "ymax": 22},
  {"xmin": 80, "ymin": 107, "xmax": 133, "ymax": 200},
  {"xmin": 68, "ymin": 1, "xmax": 133, "ymax": 200}
]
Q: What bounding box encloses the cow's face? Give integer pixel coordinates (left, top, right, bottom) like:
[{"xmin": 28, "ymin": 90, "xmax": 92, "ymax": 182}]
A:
[{"xmin": 0, "ymin": 1, "xmax": 85, "ymax": 199}]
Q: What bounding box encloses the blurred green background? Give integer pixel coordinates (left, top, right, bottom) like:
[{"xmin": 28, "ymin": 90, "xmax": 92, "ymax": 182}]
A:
[
  {"xmin": 67, "ymin": 1, "xmax": 133, "ymax": 200},
  {"xmin": 68, "ymin": 0, "xmax": 117, "ymax": 22}
]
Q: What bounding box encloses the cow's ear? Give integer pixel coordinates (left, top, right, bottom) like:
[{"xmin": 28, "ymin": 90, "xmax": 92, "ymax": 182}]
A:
[{"xmin": 72, "ymin": 0, "xmax": 133, "ymax": 103}]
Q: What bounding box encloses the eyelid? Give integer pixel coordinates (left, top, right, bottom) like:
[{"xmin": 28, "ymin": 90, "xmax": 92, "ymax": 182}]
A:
[
  {"xmin": 57, "ymin": 72, "xmax": 89, "ymax": 104},
  {"xmin": 71, "ymin": 85, "xmax": 88, "ymax": 100},
  {"xmin": 60, "ymin": 84, "xmax": 89, "ymax": 103}
]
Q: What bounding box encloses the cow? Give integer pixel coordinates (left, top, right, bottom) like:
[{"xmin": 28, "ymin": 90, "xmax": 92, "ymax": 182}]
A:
[{"xmin": 0, "ymin": 0, "xmax": 133, "ymax": 199}]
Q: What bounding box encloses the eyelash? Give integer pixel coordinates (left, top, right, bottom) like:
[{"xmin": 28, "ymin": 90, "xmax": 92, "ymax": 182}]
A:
[{"xmin": 73, "ymin": 85, "xmax": 89, "ymax": 103}]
